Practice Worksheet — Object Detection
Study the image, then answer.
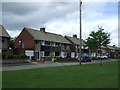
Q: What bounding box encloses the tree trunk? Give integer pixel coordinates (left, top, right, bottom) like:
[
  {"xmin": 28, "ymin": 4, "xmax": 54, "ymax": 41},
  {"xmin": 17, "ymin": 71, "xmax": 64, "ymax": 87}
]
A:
[{"xmin": 99, "ymin": 47, "xmax": 102, "ymax": 66}]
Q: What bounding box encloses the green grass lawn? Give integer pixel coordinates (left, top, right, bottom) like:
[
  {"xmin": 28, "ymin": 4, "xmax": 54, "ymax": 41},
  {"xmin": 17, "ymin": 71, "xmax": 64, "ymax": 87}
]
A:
[{"xmin": 2, "ymin": 61, "xmax": 118, "ymax": 88}]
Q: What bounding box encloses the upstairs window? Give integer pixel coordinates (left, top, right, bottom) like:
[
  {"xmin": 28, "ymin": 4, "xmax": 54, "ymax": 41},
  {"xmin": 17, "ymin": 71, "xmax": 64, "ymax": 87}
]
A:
[
  {"xmin": 41, "ymin": 40, "xmax": 45, "ymax": 45},
  {"xmin": 19, "ymin": 41, "xmax": 22, "ymax": 46},
  {"xmin": 36, "ymin": 41, "xmax": 40, "ymax": 45},
  {"xmin": 55, "ymin": 43, "xmax": 60, "ymax": 46},
  {"xmin": 66, "ymin": 45, "xmax": 70, "ymax": 49},
  {"xmin": 45, "ymin": 41, "xmax": 51, "ymax": 46},
  {"xmin": 2, "ymin": 40, "xmax": 5, "ymax": 43}
]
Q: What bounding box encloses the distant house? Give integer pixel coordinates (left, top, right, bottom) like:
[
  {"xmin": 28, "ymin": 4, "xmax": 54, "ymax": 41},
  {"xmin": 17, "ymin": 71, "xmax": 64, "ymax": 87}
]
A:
[
  {"xmin": 15, "ymin": 27, "xmax": 71, "ymax": 60},
  {"xmin": 87, "ymin": 45, "xmax": 120, "ymax": 58},
  {"xmin": 65, "ymin": 35, "xmax": 89, "ymax": 58},
  {"xmin": 0, "ymin": 25, "xmax": 10, "ymax": 52},
  {"xmin": 106, "ymin": 45, "xmax": 120, "ymax": 58}
]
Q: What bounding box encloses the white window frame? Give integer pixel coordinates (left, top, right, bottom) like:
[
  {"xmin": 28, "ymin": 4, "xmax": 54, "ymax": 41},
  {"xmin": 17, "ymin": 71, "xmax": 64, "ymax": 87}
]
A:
[
  {"xmin": 44, "ymin": 51, "xmax": 51, "ymax": 57},
  {"xmin": 41, "ymin": 51, "xmax": 44, "ymax": 57},
  {"xmin": 41, "ymin": 40, "xmax": 45, "ymax": 45}
]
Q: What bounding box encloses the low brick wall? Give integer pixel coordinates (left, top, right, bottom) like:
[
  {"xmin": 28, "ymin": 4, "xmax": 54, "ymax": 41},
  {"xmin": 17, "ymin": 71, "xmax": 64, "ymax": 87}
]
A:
[
  {"xmin": 1, "ymin": 59, "xmax": 31, "ymax": 64},
  {"xmin": 54, "ymin": 58, "xmax": 77, "ymax": 62}
]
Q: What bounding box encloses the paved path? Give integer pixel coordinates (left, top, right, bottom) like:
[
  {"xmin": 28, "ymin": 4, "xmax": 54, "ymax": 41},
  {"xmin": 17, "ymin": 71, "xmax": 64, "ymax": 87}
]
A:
[{"xmin": 1, "ymin": 59, "xmax": 119, "ymax": 71}]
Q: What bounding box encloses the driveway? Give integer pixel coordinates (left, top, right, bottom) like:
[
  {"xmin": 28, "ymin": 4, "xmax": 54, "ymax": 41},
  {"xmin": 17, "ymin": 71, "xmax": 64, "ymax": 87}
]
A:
[{"xmin": 1, "ymin": 59, "xmax": 119, "ymax": 71}]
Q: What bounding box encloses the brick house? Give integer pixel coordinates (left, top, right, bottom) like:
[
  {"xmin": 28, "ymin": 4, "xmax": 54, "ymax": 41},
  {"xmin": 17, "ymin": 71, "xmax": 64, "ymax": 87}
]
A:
[
  {"xmin": 88, "ymin": 45, "xmax": 111, "ymax": 57},
  {"xmin": 88, "ymin": 45, "xmax": 120, "ymax": 58},
  {"xmin": 15, "ymin": 27, "xmax": 71, "ymax": 60},
  {"xmin": 65, "ymin": 35, "xmax": 89, "ymax": 58},
  {"xmin": 106, "ymin": 45, "xmax": 120, "ymax": 58},
  {"xmin": 0, "ymin": 25, "xmax": 10, "ymax": 52}
]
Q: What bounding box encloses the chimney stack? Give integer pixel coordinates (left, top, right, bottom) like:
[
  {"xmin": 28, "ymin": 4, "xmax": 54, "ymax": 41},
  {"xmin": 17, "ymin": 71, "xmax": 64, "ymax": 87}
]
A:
[
  {"xmin": 73, "ymin": 34, "xmax": 77, "ymax": 38},
  {"xmin": 40, "ymin": 28, "xmax": 45, "ymax": 32}
]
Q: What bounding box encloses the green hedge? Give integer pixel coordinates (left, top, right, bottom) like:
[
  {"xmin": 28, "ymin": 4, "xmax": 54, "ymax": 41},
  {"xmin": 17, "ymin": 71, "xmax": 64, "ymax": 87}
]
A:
[
  {"xmin": 90, "ymin": 57, "xmax": 98, "ymax": 60},
  {"xmin": 7, "ymin": 54, "xmax": 14, "ymax": 59},
  {"xmin": 1, "ymin": 53, "xmax": 28, "ymax": 59},
  {"xmin": 2, "ymin": 53, "xmax": 7, "ymax": 59},
  {"xmin": 18, "ymin": 54, "xmax": 28, "ymax": 59},
  {"xmin": 0, "ymin": 52, "xmax": 2, "ymax": 59}
]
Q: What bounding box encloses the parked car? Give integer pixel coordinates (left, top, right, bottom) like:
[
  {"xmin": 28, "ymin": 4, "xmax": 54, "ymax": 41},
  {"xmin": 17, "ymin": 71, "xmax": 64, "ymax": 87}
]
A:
[
  {"xmin": 77, "ymin": 56, "xmax": 91, "ymax": 62},
  {"xmin": 97, "ymin": 55, "xmax": 108, "ymax": 59}
]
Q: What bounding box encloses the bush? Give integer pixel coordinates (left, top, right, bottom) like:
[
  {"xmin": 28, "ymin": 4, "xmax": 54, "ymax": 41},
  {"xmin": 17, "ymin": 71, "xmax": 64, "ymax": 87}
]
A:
[
  {"xmin": 1, "ymin": 53, "xmax": 28, "ymax": 60},
  {"xmin": 18, "ymin": 54, "xmax": 27, "ymax": 59},
  {"xmin": 90, "ymin": 57, "xmax": 98, "ymax": 60},
  {"xmin": 110, "ymin": 52, "xmax": 115, "ymax": 58},
  {"xmin": 56, "ymin": 57, "xmax": 63, "ymax": 60},
  {"xmin": 13, "ymin": 55, "xmax": 18, "ymax": 59},
  {"xmin": 0, "ymin": 52, "xmax": 2, "ymax": 59},
  {"xmin": 2, "ymin": 53, "xmax": 7, "ymax": 59},
  {"xmin": 7, "ymin": 54, "xmax": 14, "ymax": 59}
]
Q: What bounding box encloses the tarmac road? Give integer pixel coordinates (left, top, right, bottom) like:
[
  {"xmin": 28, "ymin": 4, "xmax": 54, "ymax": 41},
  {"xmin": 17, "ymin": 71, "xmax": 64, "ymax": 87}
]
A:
[{"xmin": 1, "ymin": 59, "xmax": 119, "ymax": 71}]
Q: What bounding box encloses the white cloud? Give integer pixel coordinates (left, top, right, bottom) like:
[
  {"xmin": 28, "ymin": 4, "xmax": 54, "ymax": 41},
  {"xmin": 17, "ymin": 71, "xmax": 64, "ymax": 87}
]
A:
[
  {"xmin": 2, "ymin": 1, "xmax": 118, "ymax": 47},
  {"xmin": 7, "ymin": 30, "xmax": 21, "ymax": 37},
  {"xmin": 2, "ymin": 0, "xmax": 119, "ymax": 2},
  {"xmin": 82, "ymin": 18, "xmax": 118, "ymax": 45}
]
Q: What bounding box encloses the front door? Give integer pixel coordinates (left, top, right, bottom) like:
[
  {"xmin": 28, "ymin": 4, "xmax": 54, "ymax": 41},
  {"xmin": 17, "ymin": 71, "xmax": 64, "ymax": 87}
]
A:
[{"xmin": 35, "ymin": 51, "xmax": 40, "ymax": 60}]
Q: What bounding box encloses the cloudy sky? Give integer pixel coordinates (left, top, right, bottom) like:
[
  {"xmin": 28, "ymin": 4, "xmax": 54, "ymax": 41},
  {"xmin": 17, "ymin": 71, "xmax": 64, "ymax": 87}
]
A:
[{"xmin": 1, "ymin": 0, "xmax": 119, "ymax": 46}]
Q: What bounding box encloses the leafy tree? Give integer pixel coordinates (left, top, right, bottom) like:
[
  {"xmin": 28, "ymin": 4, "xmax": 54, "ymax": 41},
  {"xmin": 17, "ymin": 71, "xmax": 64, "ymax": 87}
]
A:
[
  {"xmin": 85, "ymin": 26, "xmax": 111, "ymax": 64},
  {"xmin": 10, "ymin": 40, "xmax": 14, "ymax": 49}
]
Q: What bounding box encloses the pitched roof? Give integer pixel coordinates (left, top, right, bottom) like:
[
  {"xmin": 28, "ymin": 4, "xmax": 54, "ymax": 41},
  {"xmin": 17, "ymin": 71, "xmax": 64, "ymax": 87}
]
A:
[
  {"xmin": 106, "ymin": 45, "xmax": 116, "ymax": 49},
  {"xmin": 101, "ymin": 45, "xmax": 106, "ymax": 48},
  {"xmin": 65, "ymin": 36, "xmax": 85, "ymax": 45},
  {"xmin": 25, "ymin": 28, "xmax": 71, "ymax": 44},
  {"xmin": 0, "ymin": 25, "xmax": 10, "ymax": 38}
]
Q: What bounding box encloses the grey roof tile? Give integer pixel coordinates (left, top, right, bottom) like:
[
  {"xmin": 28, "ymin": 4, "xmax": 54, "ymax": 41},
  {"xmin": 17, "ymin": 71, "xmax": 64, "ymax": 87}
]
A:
[
  {"xmin": 0, "ymin": 25, "xmax": 10, "ymax": 38},
  {"xmin": 25, "ymin": 28, "xmax": 71, "ymax": 44},
  {"xmin": 65, "ymin": 36, "xmax": 85, "ymax": 45}
]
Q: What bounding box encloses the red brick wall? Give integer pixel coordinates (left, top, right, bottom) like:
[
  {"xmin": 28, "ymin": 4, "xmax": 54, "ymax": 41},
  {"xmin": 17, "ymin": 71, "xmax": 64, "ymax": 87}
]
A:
[
  {"xmin": 41, "ymin": 57, "xmax": 52, "ymax": 61},
  {"xmin": 15, "ymin": 28, "xmax": 35, "ymax": 50},
  {"xmin": 7, "ymin": 37, "xmax": 10, "ymax": 49},
  {"xmin": 64, "ymin": 36, "xmax": 75, "ymax": 52},
  {"xmin": 14, "ymin": 48, "xmax": 25, "ymax": 55},
  {"xmin": 4, "ymin": 49, "xmax": 13, "ymax": 54}
]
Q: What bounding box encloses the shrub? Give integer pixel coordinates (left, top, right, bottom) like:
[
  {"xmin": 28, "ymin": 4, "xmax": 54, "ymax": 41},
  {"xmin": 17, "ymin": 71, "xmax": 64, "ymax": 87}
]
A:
[
  {"xmin": 0, "ymin": 52, "xmax": 2, "ymax": 59},
  {"xmin": 90, "ymin": 57, "xmax": 97, "ymax": 60},
  {"xmin": 56, "ymin": 57, "xmax": 63, "ymax": 60},
  {"xmin": 7, "ymin": 54, "xmax": 14, "ymax": 59},
  {"xmin": 13, "ymin": 55, "xmax": 18, "ymax": 59},
  {"xmin": 2, "ymin": 53, "xmax": 7, "ymax": 59},
  {"xmin": 110, "ymin": 52, "xmax": 115, "ymax": 58},
  {"xmin": 18, "ymin": 54, "xmax": 27, "ymax": 59}
]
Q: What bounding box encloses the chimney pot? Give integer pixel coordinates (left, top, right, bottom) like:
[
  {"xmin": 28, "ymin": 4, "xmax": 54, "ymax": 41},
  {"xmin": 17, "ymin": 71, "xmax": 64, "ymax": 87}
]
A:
[
  {"xmin": 73, "ymin": 34, "xmax": 77, "ymax": 38},
  {"xmin": 40, "ymin": 28, "xmax": 45, "ymax": 32}
]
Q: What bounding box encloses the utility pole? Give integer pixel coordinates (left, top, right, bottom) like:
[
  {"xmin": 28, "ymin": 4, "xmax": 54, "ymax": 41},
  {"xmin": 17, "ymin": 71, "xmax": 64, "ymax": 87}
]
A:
[{"xmin": 79, "ymin": 0, "xmax": 82, "ymax": 65}]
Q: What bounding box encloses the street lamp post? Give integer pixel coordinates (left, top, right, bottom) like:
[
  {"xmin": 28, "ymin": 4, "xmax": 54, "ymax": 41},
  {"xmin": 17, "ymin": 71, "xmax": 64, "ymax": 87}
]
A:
[{"xmin": 79, "ymin": 0, "xmax": 82, "ymax": 65}]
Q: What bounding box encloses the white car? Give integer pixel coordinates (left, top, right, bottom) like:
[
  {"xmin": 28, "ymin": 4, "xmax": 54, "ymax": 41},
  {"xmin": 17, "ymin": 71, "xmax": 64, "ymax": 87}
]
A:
[{"xmin": 97, "ymin": 55, "xmax": 108, "ymax": 59}]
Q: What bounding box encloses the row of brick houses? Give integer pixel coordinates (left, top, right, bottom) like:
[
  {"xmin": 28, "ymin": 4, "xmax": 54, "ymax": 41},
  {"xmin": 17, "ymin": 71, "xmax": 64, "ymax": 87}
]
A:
[
  {"xmin": 15, "ymin": 27, "xmax": 71, "ymax": 60},
  {"xmin": 14, "ymin": 27, "xmax": 89, "ymax": 60},
  {"xmin": 0, "ymin": 25, "xmax": 120, "ymax": 60}
]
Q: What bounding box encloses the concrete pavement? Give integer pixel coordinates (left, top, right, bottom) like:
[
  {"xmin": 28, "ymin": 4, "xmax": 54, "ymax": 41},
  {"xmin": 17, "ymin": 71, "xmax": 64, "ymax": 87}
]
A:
[{"xmin": 1, "ymin": 59, "xmax": 119, "ymax": 71}]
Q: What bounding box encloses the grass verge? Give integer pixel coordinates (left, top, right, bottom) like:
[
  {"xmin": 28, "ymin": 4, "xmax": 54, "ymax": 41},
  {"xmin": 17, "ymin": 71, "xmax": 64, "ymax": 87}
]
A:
[{"xmin": 2, "ymin": 61, "xmax": 118, "ymax": 88}]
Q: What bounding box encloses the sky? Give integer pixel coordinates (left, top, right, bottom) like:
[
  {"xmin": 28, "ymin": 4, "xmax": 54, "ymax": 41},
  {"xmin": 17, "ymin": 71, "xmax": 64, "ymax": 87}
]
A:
[{"xmin": 0, "ymin": 0, "xmax": 119, "ymax": 46}]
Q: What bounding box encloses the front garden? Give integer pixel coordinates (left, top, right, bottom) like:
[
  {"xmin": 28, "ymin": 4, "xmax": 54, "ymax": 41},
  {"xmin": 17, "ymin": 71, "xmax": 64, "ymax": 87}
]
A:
[{"xmin": 0, "ymin": 52, "xmax": 30, "ymax": 64}]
